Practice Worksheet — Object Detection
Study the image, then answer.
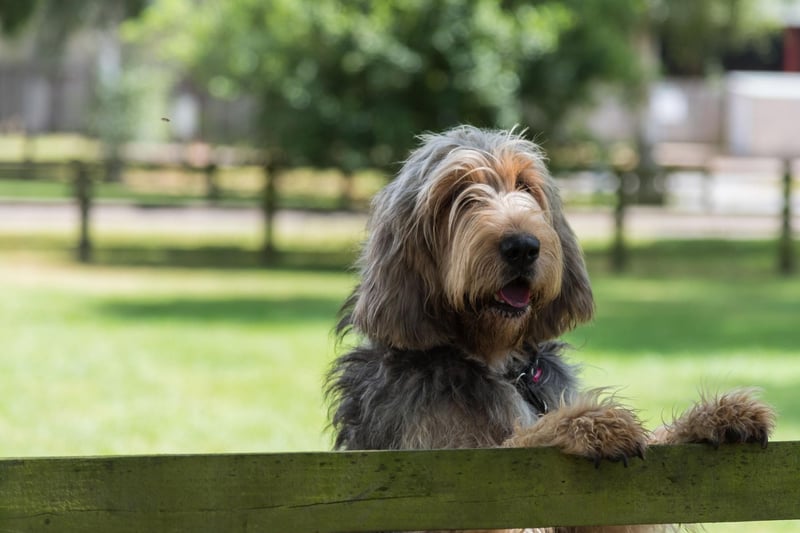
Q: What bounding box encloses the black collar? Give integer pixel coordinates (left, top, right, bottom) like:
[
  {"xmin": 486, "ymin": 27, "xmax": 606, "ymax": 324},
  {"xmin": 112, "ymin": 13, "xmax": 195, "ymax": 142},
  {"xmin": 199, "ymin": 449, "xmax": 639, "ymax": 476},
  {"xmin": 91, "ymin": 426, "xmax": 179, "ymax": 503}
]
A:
[{"xmin": 511, "ymin": 349, "xmax": 549, "ymax": 414}]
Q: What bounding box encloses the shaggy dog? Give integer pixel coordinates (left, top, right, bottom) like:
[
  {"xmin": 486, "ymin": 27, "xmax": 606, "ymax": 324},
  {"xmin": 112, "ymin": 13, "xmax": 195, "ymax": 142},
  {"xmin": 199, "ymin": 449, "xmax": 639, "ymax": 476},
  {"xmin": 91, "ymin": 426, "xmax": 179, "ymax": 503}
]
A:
[{"xmin": 326, "ymin": 126, "xmax": 775, "ymax": 532}]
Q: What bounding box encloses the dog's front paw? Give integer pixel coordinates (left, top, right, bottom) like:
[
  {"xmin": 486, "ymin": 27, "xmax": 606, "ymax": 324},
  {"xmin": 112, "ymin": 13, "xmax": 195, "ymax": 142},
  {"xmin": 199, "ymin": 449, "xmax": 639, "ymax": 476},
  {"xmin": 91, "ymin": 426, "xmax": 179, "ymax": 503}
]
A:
[
  {"xmin": 505, "ymin": 391, "xmax": 648, "ymax": 467},
  {"xmin": 659, "ymin": 388, "xmax": 776, "ymax": 448}
]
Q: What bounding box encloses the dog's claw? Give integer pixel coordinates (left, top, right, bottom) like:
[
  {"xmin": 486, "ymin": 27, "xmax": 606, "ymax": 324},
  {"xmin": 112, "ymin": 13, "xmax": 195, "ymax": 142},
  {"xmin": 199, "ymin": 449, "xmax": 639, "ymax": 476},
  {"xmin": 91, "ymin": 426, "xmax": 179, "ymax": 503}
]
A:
[
  {"xmin": 705, "ymin": 427, "xmax": 772, "ymax": 449},
  {"xmin": 590, "ymin": 451, "xmax": 644, "ymax": 469}
]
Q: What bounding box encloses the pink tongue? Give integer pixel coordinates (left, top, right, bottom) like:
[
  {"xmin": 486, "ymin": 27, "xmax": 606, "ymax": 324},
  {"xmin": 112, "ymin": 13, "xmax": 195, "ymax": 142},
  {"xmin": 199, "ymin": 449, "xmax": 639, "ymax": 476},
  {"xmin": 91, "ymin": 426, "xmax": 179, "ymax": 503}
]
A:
[{"xmin": 498, "ymin": 283, "xmax": 531, "ymax": 308}]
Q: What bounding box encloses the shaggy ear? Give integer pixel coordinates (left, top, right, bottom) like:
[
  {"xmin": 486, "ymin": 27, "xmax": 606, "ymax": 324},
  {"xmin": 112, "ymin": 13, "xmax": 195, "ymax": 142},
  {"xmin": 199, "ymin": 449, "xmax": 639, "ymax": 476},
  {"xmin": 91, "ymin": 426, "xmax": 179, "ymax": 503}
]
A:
[
  {"xmin": 529, "ymin": 179, "xmax": 594, "ymax": 341},
  {"xmin": 337, "ymin": 184, "xmax": 449, "ymax": 350}
]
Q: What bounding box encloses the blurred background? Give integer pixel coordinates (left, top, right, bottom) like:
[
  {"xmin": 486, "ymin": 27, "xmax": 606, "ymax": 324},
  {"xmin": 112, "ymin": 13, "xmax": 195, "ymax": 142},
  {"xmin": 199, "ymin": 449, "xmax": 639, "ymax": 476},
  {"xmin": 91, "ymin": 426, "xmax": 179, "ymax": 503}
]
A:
[{"xmin": 0, "ymin": 2, "xmax": 799, "ymax": 528}]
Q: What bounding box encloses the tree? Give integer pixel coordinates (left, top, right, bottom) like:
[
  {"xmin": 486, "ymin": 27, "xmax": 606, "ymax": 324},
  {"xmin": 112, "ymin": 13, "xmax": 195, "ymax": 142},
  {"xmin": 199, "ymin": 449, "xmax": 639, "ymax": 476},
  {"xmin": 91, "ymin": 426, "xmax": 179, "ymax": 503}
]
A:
[
  {"xmin": 655, "ymin": 0, "xmax": 780, "ymax": 76},
  {"xmin": 0, "ymin": 0, "xmax": 149, "ymax": 137},
  {"xmin": 0, "ymin": 0, "xmax": 146, "ymax": 48},
  {"xmin": 0, "ymin": 0, "xmax": 38, "ymax": 35},
  {"xmin": 518, "ymin": 0, "xmax": 646, "ymax": 142},
  {"xmin": 124, "ymin": 0, "xmax": 647, "ymax": 171}
]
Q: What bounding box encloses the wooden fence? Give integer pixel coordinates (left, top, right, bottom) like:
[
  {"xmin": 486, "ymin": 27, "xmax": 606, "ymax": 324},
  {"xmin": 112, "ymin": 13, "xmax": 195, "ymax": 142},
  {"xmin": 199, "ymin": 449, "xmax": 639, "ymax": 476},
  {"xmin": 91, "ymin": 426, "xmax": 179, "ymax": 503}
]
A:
[
  {"xmin": 64, "ymin": 157, "xmax": 281, "ymax": 264},
  {"xmin": 0, "ymin": 139, "xmax": 278, "ymax": 262},
  {"xmin": 1, "ymin": 442, "xmax": 798, "ymax": 532},
  {"xmin": 0, "ymin": 139, "xmax": 796, "ymax": 273}
]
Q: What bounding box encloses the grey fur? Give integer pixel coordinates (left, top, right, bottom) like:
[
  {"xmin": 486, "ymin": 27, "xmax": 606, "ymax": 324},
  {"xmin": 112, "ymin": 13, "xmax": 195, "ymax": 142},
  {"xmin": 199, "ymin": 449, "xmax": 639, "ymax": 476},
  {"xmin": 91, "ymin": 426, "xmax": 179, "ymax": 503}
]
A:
[{"xmin": 328, "ymin": 342, "xmax": 578, "ymax": 450}]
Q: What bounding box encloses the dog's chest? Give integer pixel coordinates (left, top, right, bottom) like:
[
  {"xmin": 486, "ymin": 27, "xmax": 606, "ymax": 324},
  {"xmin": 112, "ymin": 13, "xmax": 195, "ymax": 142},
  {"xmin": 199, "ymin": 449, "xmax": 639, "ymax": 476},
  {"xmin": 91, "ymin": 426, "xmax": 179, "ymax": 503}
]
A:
[{"xmin": 382, "ymin": 348, "xmax": 541, "ymax": 446}]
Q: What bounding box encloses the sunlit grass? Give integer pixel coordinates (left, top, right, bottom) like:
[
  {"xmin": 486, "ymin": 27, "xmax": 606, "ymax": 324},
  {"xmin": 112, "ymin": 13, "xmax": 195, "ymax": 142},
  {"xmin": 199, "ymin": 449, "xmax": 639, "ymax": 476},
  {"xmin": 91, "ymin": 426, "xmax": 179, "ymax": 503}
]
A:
[
  {"xmin": 1, "ymin": 227, "xmax": 799, "ymax": 531},
  {"xmin": 569, "ymin": 277, "xmax": 800, "ymax": 442},
  {"xmin": 0, "ymin": 261, "xmax": 353, "ymax": 455},
  {"xmin": 2, "ymin": 232, "xmax": 798, "ymax": 456},
  {"xmin": 0, "ymin": 133, "xmax": 99, "ymax": 162}
]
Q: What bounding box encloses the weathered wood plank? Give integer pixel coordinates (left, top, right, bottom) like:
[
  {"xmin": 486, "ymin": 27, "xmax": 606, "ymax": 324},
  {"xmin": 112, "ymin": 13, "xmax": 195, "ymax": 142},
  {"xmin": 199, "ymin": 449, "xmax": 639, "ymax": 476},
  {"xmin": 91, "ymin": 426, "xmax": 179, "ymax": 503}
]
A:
[{"xmin": 0, "ymin": 442, "xmax": 798, "ymax": 532}]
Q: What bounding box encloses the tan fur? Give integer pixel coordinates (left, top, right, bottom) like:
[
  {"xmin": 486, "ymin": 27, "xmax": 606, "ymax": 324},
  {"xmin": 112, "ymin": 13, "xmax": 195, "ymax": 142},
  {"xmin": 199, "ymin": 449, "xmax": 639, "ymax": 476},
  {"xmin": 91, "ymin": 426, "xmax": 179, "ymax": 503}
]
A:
[
  {"xmin": 505, "ymin": 391, "xmax": 648, "ymax": 463},
  {"xmin": 653, "ymin": 389, "xmax": 776, "ymax": 447}
]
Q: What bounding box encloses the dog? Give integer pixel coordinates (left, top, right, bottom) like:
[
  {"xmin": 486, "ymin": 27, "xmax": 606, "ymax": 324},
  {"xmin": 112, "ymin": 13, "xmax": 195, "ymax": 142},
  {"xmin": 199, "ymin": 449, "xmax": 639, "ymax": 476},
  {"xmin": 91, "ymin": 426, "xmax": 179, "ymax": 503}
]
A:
[{"xmin": 326, "ymin": 126, "xmax": 776, "ymax": 532}]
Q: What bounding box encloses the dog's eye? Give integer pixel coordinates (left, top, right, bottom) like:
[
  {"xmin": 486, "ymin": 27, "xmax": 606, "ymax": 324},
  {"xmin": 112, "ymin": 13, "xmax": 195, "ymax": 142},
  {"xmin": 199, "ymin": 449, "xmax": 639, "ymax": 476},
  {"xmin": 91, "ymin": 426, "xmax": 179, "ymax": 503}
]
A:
[{"xmin": 515, "ymin": 179, "xmax": 533, "ymax": 194}]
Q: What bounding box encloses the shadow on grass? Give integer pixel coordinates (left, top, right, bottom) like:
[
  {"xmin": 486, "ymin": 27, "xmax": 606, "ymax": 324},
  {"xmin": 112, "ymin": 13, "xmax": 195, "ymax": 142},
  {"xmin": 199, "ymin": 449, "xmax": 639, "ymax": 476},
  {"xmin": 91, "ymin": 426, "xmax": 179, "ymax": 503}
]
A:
[
  {"xmin": 583, "ymin": 239, "xmax": 797, "ymax": 278},
  {"xmin": 83, "ymin": 239, "xmax": 796, "ymax": 276},
  {"xmin": 2, "ymin": 231, "xmax": 796, "ymax": 277},
  {"xmin": 99, "ymin": 295, "xmax": 343, "ymax": 325},
  {"xmin": 577, "ymin": 295, "xmax": 800, "ymax": 356},
  {"xmin": 88, "ymin": 246, "xmax": 357, "ymax": 272},
  {"xmin": 570, "ymin": 240, "xmax": 800, "ymax": 356}
]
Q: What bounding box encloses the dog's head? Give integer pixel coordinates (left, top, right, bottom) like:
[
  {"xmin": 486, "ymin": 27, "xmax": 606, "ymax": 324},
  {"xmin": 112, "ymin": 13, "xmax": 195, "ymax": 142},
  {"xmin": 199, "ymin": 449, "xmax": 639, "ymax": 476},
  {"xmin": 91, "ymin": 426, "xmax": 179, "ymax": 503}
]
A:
[{"xmin": 339, "ymin": 126, "xmax": 593, "ymax": 363}]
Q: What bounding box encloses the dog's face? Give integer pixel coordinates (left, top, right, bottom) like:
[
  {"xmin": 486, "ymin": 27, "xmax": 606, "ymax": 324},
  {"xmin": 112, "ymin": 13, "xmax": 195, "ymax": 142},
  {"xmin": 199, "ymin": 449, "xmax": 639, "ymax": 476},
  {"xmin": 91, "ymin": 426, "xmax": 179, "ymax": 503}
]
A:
[
  {"xmin": 425, "ymin": 144, "xmax": 568, "ymax": 361},
  {"xmin": 341, "ymin": 126, "xmax": 593, "ymax": 364}
]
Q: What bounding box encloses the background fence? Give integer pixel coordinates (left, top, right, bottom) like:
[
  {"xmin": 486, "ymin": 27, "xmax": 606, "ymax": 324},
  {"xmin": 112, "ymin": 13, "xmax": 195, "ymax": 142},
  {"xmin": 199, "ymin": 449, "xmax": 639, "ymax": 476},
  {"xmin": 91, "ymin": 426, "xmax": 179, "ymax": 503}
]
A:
[{"xmin": 0, "ymin": 136, "xmax": 795, "ymax": 274}]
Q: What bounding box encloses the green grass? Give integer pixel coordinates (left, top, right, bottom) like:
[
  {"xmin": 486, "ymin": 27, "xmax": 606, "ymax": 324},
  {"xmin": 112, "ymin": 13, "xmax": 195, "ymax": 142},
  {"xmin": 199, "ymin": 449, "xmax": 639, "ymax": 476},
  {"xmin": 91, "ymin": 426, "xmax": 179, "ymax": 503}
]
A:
[
  {"xmin": 568, "ymin": 277, "xmax": 800, "ymax": 440},
  {"xmin": 1, "ymin": 233, "xmax": 797, "ymax": 453},
  {"xmin": 1, "ymin": 231, "xmax": 799, "ymax": 531},
  {"xmin": 0, "ymin": 259, "xmax": 353, "ymax": 455}
]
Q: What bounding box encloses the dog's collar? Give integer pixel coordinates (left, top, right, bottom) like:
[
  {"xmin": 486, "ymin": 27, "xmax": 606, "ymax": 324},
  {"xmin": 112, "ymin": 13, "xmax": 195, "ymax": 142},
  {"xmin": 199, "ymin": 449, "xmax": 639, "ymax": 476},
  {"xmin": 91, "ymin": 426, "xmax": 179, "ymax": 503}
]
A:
[{"xmin": 514, "ymin": 356, "xmax": 548, "ymax": 415}]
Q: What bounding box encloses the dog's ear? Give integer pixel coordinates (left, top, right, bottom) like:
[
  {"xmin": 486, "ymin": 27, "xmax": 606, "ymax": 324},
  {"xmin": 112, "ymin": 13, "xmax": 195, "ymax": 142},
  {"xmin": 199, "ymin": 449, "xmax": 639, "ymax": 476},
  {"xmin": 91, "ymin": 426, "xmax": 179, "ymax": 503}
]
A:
[
  {"xmin": 529, "ymin": 179, "xmax": 594, "ymax": 341},
  {"xmin": 337, "ymin": 179, "xmax": 449, "ymax": 350}
]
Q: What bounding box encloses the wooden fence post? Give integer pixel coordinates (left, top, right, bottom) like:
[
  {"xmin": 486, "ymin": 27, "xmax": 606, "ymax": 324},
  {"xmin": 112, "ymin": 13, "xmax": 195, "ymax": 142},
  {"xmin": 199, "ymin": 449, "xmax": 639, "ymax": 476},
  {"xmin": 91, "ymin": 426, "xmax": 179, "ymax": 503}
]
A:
[
  {"xmin": 104, "ymin": 152, "xmax": 123, "ymax": 183},
  {"xmin": 611, "ymin": 168, "xmax": 628, "ymax": 273},
  {"xmin": 340, "ymin": 170, "xmax": 355, "ymax": 210},
  {"xmin": 204, "ymin": 162, "xmax": 219, "ymax": 202},
  {"xmin": 261, "ymin": 161, "xmax": 278, "ymax": 264},
  {"xmin": 22, "ymin": 133, "xmax": 36, "ymax": 180},
  {"xmin": 779, "ymin": 158, "xmax": 794, "ymax": 275},
  {"xmin": 72, "ymin": 160, "xmax": 92, "ymax": 263}
]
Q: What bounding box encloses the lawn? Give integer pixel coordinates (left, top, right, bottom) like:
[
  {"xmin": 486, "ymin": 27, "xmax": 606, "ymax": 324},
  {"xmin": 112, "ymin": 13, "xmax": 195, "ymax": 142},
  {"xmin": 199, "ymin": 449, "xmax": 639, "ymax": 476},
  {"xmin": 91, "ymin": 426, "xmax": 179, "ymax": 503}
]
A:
[
  {"xmin": 0, "ymin": 256, "xmax": 352, "ymax": 455},
  {"xmin": 0, "ymin": 229, "xmax": 798, "ymax": 532},
  {"xmin": 2, "ymin": 231, "xmax": 798, "ymax": 452}
]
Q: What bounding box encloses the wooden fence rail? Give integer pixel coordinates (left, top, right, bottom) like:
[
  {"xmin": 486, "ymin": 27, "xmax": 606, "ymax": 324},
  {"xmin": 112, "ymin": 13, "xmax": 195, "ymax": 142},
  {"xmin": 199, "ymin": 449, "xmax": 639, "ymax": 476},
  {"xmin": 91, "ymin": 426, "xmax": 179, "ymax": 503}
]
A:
[
  {"xmin": 1, "ymin": 442, "xmax": 798, "ymax": 532},
  {"xmin": 0, "ymin": 150, "xmax": 796, "ymax": 272}
]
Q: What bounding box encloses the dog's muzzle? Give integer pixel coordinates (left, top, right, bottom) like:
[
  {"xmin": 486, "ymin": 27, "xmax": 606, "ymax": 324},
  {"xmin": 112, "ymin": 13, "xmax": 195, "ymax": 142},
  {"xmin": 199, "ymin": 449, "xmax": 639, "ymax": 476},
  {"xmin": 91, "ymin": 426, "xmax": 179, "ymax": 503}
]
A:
[{"xmin": 490, "ymin": 233, "xmax": 540, "ymax": 316}]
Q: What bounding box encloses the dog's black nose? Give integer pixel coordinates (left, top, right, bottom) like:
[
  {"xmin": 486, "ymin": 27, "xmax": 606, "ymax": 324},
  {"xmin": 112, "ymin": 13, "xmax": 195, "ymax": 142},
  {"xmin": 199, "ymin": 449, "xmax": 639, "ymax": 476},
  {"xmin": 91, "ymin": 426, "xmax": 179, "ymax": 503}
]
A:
[{"xmin": 500, "ymin": 233, "xmax": 540, "ymax": 269}]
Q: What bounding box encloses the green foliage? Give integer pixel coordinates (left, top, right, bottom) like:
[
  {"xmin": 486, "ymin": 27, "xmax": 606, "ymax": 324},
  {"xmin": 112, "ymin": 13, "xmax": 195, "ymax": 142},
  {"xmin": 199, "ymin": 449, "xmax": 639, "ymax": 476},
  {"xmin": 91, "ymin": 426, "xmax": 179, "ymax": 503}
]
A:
[
  {"xmin": 519, "ymin": 0, "xmax": 646, "ymax": 140},
  {"xmin": 124, "ymin": 0, "xmax": 646, "ymax": 169},
  {"xmin": 655, "ymin": 0, "xmax": 782, "ymax": 75},
  {"xmin": 0, "ymin": 0, "xmax": 146, "ymax": 50},
  {"xmin": 0, "ymin": 0, "xmax": 38, "ymax": 35}
]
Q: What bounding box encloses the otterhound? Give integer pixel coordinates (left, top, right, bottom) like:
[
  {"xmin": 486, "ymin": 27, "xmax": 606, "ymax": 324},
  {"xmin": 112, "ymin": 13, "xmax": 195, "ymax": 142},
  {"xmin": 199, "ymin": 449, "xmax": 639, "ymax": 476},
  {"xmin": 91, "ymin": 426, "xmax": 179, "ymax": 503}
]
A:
[{"xmin": 327, "ymin": 126, "xmax": 775, "ymax": 532}]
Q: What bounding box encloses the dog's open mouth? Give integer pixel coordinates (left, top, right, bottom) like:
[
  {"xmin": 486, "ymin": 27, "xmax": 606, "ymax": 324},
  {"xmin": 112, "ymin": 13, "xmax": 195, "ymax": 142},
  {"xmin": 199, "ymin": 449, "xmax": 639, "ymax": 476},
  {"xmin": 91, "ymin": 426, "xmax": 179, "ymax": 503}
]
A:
[{"xmin": 491, "ymin": 279, "xmax": 532, "ymax": 317}]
